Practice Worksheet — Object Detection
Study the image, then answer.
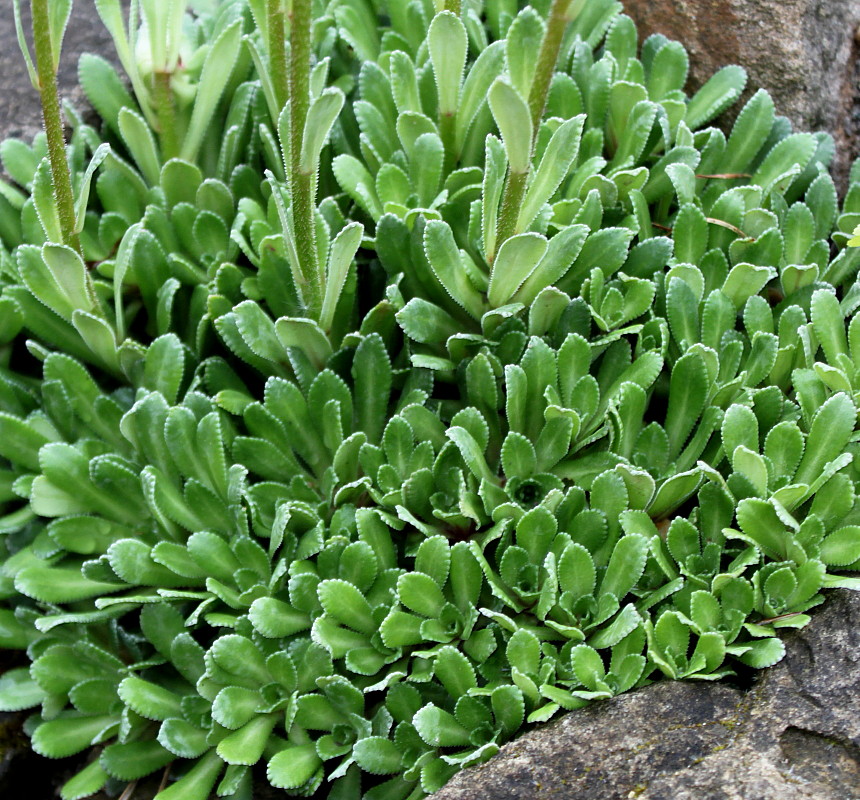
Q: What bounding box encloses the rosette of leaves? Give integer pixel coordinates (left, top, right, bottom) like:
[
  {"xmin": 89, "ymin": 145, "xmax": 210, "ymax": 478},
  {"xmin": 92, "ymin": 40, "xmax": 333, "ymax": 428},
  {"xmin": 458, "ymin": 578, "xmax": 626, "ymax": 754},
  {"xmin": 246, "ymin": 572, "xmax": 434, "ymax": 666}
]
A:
[
  {"xmin": 0, "ymin": 604, "xmax": 216, "ymax": 800},
  {"xmin": 85, "ymin": 0, "xmax": 251, "ymax": 171}
]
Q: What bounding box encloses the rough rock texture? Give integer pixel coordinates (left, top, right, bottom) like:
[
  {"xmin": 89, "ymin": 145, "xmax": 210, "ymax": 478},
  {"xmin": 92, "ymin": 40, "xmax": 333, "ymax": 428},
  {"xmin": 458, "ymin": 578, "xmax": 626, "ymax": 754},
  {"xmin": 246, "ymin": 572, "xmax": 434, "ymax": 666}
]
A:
[
  {"xmin": 433, "ymin": 589, "xmax": 860, "ymax": 800},
  {"xmin": 0, "ymin": 0, "xmax": 119, "ymax": 144},
  {"xmin": 625, "ymin": 0, "xmax": 860, "ymax": 190}
]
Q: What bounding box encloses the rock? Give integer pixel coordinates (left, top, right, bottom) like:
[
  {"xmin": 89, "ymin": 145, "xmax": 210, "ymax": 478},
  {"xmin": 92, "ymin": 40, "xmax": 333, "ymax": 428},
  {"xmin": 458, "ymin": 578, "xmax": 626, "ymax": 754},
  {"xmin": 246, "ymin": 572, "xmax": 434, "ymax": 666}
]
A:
[
  {"xmin": 0, "ymin": 0, "xmax": 121, "ymax": 145},
  {"xmin": 623, "ymin": 0, "xmax": 860, "ymax": 190},
  {"xmin": 432, "ymin": 590, "xmax": 860, "ymax": 800}
]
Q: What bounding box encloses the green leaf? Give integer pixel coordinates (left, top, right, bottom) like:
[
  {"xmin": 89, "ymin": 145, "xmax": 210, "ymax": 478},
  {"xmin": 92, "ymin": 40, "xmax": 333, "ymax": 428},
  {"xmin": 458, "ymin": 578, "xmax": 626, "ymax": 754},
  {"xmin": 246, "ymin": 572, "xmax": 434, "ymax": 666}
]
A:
[
  {"xmin": 447, "ymin": 425, "xmax": 496, "ymax": 483},
  {"xmin": 723, "ymin": 89, "xmax": 775, "ymax": 173},
  {"xmin": 665, "ymin": 351, "xmax": 709, "ymax": 458},
  {"xmin": 143, "ymin": 334, "xmax": 185, "ymax": 404},
  {"xmin": 33, "ymin": 715, "xmax": 117, "ymax": 758},
  {"xmin": 397, "ymin": 572, "xmax": 447, "ymax": 618},
  {"xmin": 600, "ymin": 535, "xmax": 648, "ymax": 600},
  {"xmin": 735, "ymin": 499, "xmax": 789, "ymax": 560},
  {"xmin": 794, "ymin": 393, "xmax": 855, "ymax": 486},
  {"xmin": 12, "ymin": 0, "xmax": 37, "ymax": 88},
  {"xmin": 506, "ymin": 628, "xmax": 541, "ymax": 676},
  {"xmin": 275, "ymin": 318, "xmax": 332, "ymax": 371},
  {"xmin": 61, "ymin": 760, "xmax": 109, "ymax": 800},
  {"xmin": 488, "ymin": 80, "xmax": 532, "ymax": 173},
  {"xmin": 429, "ymin": 11, "xmax": 468, "ymax": 115},
  {"xmin": 155, "ymin": 749, "xmax": 224, "ymax": 800},
  {"xmin": 72, "ymin": 310, "xmax": 119, "ymax": 371},
  {"xmin": 413, "ymin": 704, "xmax": 472, "ymax": 747},
  {"xmin": 210, "ymin": 634, "xmax": 270, "ymax": 686},
  {"xmin": 301, "ymin": 88, "xmax": 345, "ymax": 174},
  {"xmin": 217, "ymin": 714, "xmax": 278, "ymax": 766},
  {"xmin": 352, "ymin": 334, "xmax": 392, "ymax": 444},
  {"xmin": 397, "ymin": 298, "xmax": 460, "ymax": 344},
  {"xmin": 353, "ymin": 737, "xmax": 403, "ymax": 775},
  {"xmin": 119, "ymin": 106, "xmax": 163, "ymax": 185},
  {"xmin": 515, "ymin": 224, "xmax": 590, "ymax": 304},
  {"xmin": 737, "ymin": 636, "xmax": 785, "ymax": 668},
  {"xmin": 456, "ymin": 41, "xmax": 506, "ymax": 153},
  {"xmin": 685, "ymin": 65, "xmax": 747, "ymax": 129},
  {"xmin": 647, "ymin": 41, "xmax": 688, "ymax": 101},
  {"xmin": 648, "ymin": 467, "xmax": 705, "ymax": 521},
  {"xmin": 158, "ymin": 718, "xmax": 210, "ymax": 759},
  {"xmin": 118, "ymin": 676, "xmax": 182, "ymax": 721},
  {"xmin": 267, "ymin": 744, "xmax": 322, "ymax": 790},
  {"xmin": 74, "ymin": 143, "xmax": 111, "ymax": 232},
  {"xmin": 181, "ymin": 20, "xmax": 243, "ymax": 162},
  {"xmin": 570, "ymin": 644, "xmax": 606, "ymax": 690},
  {"xmin": 320, "ymin": 221, "xmax": 362, "ymax": 332},
  {"xmin": 482, "ymin": 135, "xmax": 507, "ymax": 262},
  {"xmin": 0, "ymin": 412, "xmax": 50, "ymax": 471},
  {"xmin": 435, "ymin": 646, "xmax": 478, "ymax": 697},
  {"xmin": 424, "ymin": 220, "xmax": 485, "ymax": 319},
  {"xmin": 15, "ymin": 565, "xmax": 121, "ymax": 604},
  {"xmin": 519, "ymin": 116, "xmax": 584, "ymax": 231},
  {"xmin": 161, "ymin": 159, "xmax": 203, "ymax": 208},
  {"xmin": 318, "ymin": 578, "xmax": 377, "ymax": 634},
  {"xmin": 249, "ymin": 597, "xmax": 310, "ymax": 638},
  {"xmin": 506, "ymin": 7, "xmax": 545, "ymax": 100},
  {"xmin": 101, "ymin": 740, "xmax": 172, "ymax": 780},
  {"xmin": 820, "ymin": 527, "xmax": 860, "ymax": 567},
  {"xmin": 0, "ymin": 668, "xmax": 45, "ymax": 711},
  {"xmin": 491, "ymin": 684, "xmax": 525, "ymax": 736},
  {"xmin": 334, "ymin": 154, "xmax": 382, "ymax": 220},
  {"xmin": 752, "ymin": 134, "xmax": 817, "ymax": 195},
  {"xmin": 810, "ymin": 289, "xmax": 848, "ymax": 365},
  {"xmin": 488, "ymin": 233, "xmax": 548, "ymax": 307},
  {"xmin": 501, "ymin": 431, "xmax": 537, "ymax": 479}
]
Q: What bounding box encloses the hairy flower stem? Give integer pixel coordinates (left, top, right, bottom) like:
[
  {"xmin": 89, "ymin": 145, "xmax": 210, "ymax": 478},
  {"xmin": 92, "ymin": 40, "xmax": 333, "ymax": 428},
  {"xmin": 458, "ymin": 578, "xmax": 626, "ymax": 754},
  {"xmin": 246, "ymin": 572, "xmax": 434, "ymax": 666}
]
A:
[
  {"xmin": 444, "ymin": 0, "xmax": 461, "ymax": 15},
  {"xmin": 266, "ymin": 0, "xmax": 289, "ymax": 110},
  {"xmin": 31, "ymin": 0, "xmax": 81, "ymax": 256},
  {"xmin": 528, "ymin": 0, "xmax": 574, "ymax": 130},
  {"xmin": 153, "ymin": 70, "xmax": 179, "ymax": 161},
  {"xmin": 494, "ymin": 0, "xmax": 574, "ymax": 254},
  {"xmin": 289, "ymin": 0, "xmax": 323, "ymax": 319},
  {"xmin": 494, "ymin": 170, "xmax": 529, "ymax": 254}
]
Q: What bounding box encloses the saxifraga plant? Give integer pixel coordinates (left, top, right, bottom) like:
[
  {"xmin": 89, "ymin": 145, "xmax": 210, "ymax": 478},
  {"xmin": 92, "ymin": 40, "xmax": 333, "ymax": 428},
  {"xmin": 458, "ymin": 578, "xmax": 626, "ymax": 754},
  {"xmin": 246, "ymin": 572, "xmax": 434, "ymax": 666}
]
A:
[{"xmin": 1, "ymin": 0, "xmax": 860, "ymax": 798}]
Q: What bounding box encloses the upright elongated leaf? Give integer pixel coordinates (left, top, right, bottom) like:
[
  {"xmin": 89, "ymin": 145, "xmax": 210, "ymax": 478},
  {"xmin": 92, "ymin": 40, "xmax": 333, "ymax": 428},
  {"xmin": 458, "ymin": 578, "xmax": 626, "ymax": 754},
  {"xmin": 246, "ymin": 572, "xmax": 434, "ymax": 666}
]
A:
[
  {"xmin": 429, "ymin": 11, "xmax": 468, "ymax": 115},
  {"xmin": 181, "ymin": 21, "xmax": 243, "ymax": 162}
]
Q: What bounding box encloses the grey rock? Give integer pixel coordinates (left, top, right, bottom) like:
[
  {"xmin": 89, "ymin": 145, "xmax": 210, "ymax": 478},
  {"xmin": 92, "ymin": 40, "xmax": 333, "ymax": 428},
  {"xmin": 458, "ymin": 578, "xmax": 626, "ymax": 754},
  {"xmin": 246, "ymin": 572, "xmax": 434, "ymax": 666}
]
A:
[
  {"xmin": 624, "ymin": 0, "xmax": 860, "ymax": 190},
  {"xmin": 433, "ymin": 590, "xmax": 860, "ymax": 800},
  {"xmin": 0, "ymin": 0, "xmax": 120, "ymax": 145}
]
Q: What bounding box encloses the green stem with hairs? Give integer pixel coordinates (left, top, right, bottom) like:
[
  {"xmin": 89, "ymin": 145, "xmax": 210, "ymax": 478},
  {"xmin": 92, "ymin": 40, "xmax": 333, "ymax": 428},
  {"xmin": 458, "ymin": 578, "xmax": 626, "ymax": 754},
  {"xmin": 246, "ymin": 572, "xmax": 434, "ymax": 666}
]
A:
[
  {"xmin": 528, "ymin": 0, "xmax": 574, "ymax": 130},
  {"xmin": 444, "ymin": 0, "xmax": 461, "ymax": 15},
  {"xmin": 494, "ymin": 0, "xmax": 574, "ymax": 254},
  {"xmin": 31, "ymin": 0, "xmax": 81, "ymax": 256},
  {"xmin": 267, "ymin": 0, "xmax": 289, "ymax": 110},
  {"xmin": 153, "ymin": 70, "xmax": 179, "ymax": 161},
  {"xmin": 289, "ymin": 0, "xmax": 322, "ymax": 319},
  {"xmin": 494, "ymin": 170, "xmax": 529, "ymax": 254}
]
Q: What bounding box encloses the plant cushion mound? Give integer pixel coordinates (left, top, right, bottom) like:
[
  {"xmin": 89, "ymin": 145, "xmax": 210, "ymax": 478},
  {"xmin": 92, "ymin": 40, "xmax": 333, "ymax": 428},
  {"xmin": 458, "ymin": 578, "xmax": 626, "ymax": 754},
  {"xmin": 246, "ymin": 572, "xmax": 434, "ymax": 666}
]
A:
[{"xmin": 1, "ymin": 0, "xmax": 860, "ymax": 798}]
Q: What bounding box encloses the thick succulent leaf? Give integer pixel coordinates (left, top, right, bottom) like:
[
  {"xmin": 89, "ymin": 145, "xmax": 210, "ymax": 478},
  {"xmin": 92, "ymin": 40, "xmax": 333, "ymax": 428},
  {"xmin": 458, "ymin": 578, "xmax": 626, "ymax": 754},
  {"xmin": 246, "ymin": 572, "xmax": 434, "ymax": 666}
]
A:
[
  {"xmin": 267, "ymin": 744, "xmax": 323, "ymax": 790},
  {"xmin": 0, "ymin": 668, "xmax": 45, "ymax": 711},
  {"xmin": 32, "ymin": 715, "xmax": 117, "ymax": 759},
  {"xmin": 488, "ymin": 80, "xmax": 532, "ymax": 173},
  {"xmin": 429, "ymin": 11, "xmax": 468, "ymax": 114},
  {"xmin": 181, "ymin": 20, "xmax": 243, "ymax": 162},
  {"xmin": 685, "ymin": 65, "xmax": 747, "ymax": 129}
]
